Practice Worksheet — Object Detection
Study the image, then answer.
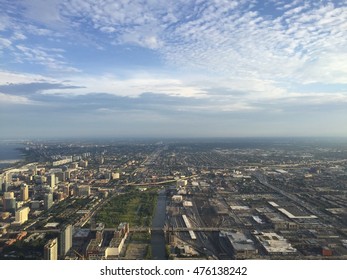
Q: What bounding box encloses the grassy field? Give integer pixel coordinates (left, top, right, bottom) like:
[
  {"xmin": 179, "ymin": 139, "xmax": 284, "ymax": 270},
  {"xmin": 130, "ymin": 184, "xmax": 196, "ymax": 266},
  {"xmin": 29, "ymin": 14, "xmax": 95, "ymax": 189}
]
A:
[{"xmin": 95, "ymin": 189, "xmax": 158, "ymax": 228}]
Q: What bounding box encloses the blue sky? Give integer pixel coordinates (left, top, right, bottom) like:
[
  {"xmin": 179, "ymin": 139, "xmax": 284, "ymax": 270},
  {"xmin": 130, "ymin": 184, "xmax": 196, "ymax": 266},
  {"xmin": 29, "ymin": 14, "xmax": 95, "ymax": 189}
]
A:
[{"xmin": 0, "ymin": 0, "xmax": 346, "ymax": 138}]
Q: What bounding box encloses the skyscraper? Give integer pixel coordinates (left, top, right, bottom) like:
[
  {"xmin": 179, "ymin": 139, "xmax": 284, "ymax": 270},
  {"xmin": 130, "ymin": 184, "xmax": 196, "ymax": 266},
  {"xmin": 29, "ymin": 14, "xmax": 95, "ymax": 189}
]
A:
[
  {"xmin": 44, "ymin": 238, "xmax": 58, "ymax": 260},
  {"xmin": 3, "ymin": 192, "xmax": 16, "ymax": 213},
  {"xmin": 47, "ymin": 173, "xmax": 55, "ymax": 191},
  {"xmin": 20, "ymin": 184, "xmax": 29, "ymax": 201},
  {"xmin": 55, "ymin": 172, "xmax": 65, "ymax": 182},
  {"xmin": 15, "ymin": 207, "xmax": 30, "ymax": 224},
  {"xmin": 1, "ymin": 173, "xmax": 11, "ymax": 193},
  {"xmin": 59, "ymin": 224, "xmax": 73, "ymax": 257},
  {"xmin": 63, "ymin": 185, "xmax": 70, "ymax": 197},
  {"xmin": 0, "ymin": 174, "xmax": 4, "ymax": 192},
  {"xmin": 44, "ymin": 193, "xmax": 53, "ymax": 210},
  {"xmin": 30, "ymin": 165, "xmax": 37, "ymax": 176},
  {"xmin": 5, "ymin": 172, "xmax": 12, "ymax": 185}
]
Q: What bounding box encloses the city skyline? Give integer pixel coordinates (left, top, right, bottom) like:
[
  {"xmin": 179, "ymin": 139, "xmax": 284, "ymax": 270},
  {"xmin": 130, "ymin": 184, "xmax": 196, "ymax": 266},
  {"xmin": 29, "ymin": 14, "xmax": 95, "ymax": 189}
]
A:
[
  {"xmin": 1, "ymin": 0, "xmax": 347, "ymax": 138},
  {"xmin": 1, "ymin": 138, "xmax": 347, "ymax": 260}
]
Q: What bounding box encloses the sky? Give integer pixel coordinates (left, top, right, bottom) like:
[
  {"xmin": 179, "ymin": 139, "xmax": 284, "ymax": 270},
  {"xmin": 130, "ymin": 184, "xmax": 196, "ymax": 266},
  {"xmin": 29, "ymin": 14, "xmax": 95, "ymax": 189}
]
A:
[{"xmin": 0, "ymin": 0, "xmax": 347, "ymax": 139}]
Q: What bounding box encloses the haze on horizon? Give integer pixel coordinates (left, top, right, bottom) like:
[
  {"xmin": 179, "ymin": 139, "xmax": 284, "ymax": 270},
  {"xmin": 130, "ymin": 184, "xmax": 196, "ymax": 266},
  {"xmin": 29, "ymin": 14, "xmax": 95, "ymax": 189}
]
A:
[{"xmin": 0, "ymin": 0, "xmax": 347, "ymax": 139}]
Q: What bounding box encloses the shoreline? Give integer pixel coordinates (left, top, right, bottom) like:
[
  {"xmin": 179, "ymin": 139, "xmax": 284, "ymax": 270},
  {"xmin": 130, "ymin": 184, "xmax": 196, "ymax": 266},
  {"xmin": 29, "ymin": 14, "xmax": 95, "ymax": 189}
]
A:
[
  {"xmin": 0, "ymin": 146, "xmax": 27, "ymax": 171},
  {"xmin": 0, "ymin": 159, "xmax": 22, "ymax": 164}
]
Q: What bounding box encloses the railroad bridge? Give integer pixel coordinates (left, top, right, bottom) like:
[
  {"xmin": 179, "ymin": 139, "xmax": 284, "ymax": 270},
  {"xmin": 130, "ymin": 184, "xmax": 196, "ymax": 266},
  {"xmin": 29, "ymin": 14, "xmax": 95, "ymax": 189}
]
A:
[{"xmin": 95, "ymin": 226, "xmax": 240, "ymax": 233}]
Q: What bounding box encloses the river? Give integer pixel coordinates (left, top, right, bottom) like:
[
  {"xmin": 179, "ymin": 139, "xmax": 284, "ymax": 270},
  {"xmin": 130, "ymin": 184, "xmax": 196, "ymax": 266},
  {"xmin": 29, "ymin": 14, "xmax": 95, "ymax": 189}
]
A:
[{"xmin": 151, "ymin": 189, "xmax": 167, "ymax": 259}]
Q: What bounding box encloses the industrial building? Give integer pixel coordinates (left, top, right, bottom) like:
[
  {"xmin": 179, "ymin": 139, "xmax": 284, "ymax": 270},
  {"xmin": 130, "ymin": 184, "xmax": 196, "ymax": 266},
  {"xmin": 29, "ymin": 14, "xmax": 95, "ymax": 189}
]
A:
[
  {"xmin": 254, "ymin": 232, "xmax": 297, "ymax": 255},
  {"xmin": 221, "ymin": 231, "xmax": 258, "ymax": 259}
]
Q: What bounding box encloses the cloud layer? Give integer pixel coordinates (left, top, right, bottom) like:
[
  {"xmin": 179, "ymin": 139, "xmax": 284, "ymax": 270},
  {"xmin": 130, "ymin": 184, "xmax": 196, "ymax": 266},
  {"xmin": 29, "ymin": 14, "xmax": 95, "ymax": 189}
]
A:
[{"xmin": 0, "ymin": 0, "xmax": 347, "ymax": 138}]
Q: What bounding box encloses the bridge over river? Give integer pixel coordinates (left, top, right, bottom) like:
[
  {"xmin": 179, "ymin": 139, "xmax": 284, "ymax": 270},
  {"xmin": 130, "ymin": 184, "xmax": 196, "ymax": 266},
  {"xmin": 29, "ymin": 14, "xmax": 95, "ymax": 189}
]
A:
[{"xmin": 93, "ymin": 226, "xmax": 242, "ymax": 233}]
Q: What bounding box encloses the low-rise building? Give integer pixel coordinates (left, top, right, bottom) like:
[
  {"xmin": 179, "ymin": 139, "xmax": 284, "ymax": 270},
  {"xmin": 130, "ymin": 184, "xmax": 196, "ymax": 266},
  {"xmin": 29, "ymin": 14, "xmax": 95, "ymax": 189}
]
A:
[
  {"xmin": 221, "ymin": 231, "xmax": 258, "ymax": 259},
  {"xmin": 254, "ymin": 232, "xmax": 297, "ymax": 255}
]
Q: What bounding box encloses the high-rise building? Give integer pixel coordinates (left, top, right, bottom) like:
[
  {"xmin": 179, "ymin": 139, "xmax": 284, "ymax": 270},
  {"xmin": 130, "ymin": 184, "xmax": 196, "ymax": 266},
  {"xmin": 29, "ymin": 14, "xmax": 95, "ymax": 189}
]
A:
[
  {"xmin": 47, "ymin": 174, "xmax": 55, "ymax": 191},
  {"xmin": 0, "ymin": 174, "xmax": 4, "ymax": 192},
  {"xmin": 5, "ymin": 172, "xmax": 12, "ymax": 185},
  {"xmin": 15, "ymin": 207, "xmax": 30, "ymax": 224},
  {"xmin": 59, "ymin": 224, "xmax": 73, "ymax": 257},
  {"xmin": 44, "ymin": 193, "xmax": 53, "ymax": 210},
  {"xmin": 55, "ymin": 172, "xmax": 65, "ymax": 182},
  {"xmin": 0, "ymin": 173, "xmax": 11, "ymax": 192},
  {"xmin": 44, "ymin": 238, "xmax": 58, "ymax": 260},
  {"xmin": 63, "ymin": 185, "xmax": 70, "ymax": 197},
  {"xmin": 3, "ymin": 192, "xmax": 16, "ymax": 213},
  {"xmin": 30, "ymin": 165, "xmax": 37, "ymax": 176},
  {"xmin": 20, "ymin": 184, "xmax": 29, "ymax": 201},
  {"xmin": 2, "ymin": 182, "xmax": 9, "ymax": 193},
  {"xmin": 64, "ymin": 170, "xmax": 71, "ymax": 180}
]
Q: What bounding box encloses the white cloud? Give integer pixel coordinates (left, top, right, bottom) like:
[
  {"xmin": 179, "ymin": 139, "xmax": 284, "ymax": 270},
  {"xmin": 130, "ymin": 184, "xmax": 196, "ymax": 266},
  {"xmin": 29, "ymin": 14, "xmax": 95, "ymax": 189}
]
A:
[
  {"xmin": 99, "ymin": 26, "xmax": 116, "ymax": 33},
  {"xmin": 0, "ymin": 15, "xmax": 10, "ymax": 31},
  {"xmin": 21, "ymin": 0, "xmax": 67, "ymax": 29},
  {"xmin": 14, "ymin": 45, "xmax": 80, "ymax": 72},
  {"xmin": 0, "ymin": 92, "xmax": 38, "ymax": 105},
  {"xmin": 160, "ymin": 1, "xmax": 347, "ymax": 87},
  {"xmin": 0, "ymin": 37, "xmax": 12, "ymax": 49},
  {"xmin": 283, "ymin": 0, "xmax": 302, "ymax": 10},
  {"xmin": 3, "ymin": 0, "xmax": 346, "ymax": 86},
  {"xmin": 1, "ymin": 0, "xmax": 347, "ymax": 112},
  {"xmin": 177, "ymin": 102, "xmax": 259, "ymax": 113},
  {"xmin": 295, "ymin": 52, "xmax": 347, "ymax": 84},
  {"xmin": 11, "ymin": 32, "xmax": 27, "ymax": 41},
  {"xmin": 25, "ymin": 25, "xmax": 55, "ymax": 36},
  {"xmin": 0, "ymin": 70, "xmax": 57, "ymax": 85},
  {"xmin": 40, "ymin": 73, "xmax": 208, "ymax": 98},
  {"xmin": 277, "ymin": 91, "xmax": 347, "ymax": 108}
]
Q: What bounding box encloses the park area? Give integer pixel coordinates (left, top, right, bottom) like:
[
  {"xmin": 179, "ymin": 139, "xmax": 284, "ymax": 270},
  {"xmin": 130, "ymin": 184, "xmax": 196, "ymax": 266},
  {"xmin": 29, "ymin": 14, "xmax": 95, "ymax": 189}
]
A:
[{"xmin": 95, "ymin": 189, "xmax": 158, "ymax": 228}]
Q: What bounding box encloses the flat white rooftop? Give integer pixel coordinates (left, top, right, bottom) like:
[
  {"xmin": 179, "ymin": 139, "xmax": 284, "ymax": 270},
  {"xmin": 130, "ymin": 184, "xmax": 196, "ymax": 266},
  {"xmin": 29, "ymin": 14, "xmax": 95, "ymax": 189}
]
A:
[{"xmin": 44, "ymin": 222, "xmax": 59, "ymax": 228}]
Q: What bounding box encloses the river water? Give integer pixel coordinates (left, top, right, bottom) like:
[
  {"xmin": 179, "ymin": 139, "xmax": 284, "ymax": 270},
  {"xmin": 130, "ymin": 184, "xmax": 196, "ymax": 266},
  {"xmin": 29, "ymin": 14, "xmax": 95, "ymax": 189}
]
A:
[{"xmin": 151, "ymin": 189, "xmax": 167, "ymax": 259}]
